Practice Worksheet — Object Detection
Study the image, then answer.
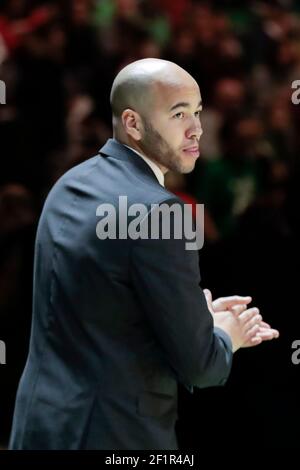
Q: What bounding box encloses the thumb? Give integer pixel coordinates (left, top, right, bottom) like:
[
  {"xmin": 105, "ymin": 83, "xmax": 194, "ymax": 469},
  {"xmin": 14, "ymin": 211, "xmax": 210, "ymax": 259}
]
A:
[
  {"xmin": 203, "ymin": 288, "xmax": 212, "ymax": 301},
  {"xmin": 203, "ymin": 289, "xmax": 214, "ymax": 314}
]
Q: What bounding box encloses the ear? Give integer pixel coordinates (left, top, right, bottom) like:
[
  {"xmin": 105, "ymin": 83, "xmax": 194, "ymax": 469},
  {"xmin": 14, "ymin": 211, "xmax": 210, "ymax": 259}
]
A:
[{"xmin": 121, "ymin": 109, "xmax": 143, "ymax": 141}]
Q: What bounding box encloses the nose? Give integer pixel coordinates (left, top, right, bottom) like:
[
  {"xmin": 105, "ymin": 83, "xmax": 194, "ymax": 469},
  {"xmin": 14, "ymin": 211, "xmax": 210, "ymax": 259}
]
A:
[{"xmin": 186, "ymin": 116, "xmax": 203, "ymax": 141}]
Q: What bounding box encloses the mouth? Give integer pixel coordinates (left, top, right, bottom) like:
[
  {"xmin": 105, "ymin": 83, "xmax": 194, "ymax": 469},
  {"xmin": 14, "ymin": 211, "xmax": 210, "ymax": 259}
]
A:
[{"xmin": 182, "ymin": 146, "xmax": 200, "ymax": 157}]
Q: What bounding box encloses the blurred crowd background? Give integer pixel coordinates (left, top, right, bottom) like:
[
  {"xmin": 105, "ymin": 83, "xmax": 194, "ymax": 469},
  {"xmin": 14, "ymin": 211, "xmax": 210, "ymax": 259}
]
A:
[{"xmin": 1, "ymin": 0, "xmax": 300, "ymax": 448}]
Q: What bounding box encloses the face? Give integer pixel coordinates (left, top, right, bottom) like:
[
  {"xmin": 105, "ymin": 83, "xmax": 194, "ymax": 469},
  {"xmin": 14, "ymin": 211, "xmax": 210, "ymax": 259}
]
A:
[{"xmin": 138, "ymin": 78, "xmax": 203, "ymax": 174}]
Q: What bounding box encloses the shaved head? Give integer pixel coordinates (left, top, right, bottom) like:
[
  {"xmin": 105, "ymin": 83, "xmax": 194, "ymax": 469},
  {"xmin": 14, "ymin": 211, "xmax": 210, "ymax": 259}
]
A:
[
  {"xmin": 110, "ymin": 58, "xmax": 197, "ymax": 120},
  {"xmin": 110, "ymin": 58, "xmax": 202, "ymax": 174}
]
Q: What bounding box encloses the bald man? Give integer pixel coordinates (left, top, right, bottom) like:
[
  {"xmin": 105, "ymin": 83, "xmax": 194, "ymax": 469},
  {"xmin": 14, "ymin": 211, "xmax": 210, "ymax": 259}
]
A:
[{"xmin": 9, "ymin": 59, "xmax": 278, "ymax": 450}]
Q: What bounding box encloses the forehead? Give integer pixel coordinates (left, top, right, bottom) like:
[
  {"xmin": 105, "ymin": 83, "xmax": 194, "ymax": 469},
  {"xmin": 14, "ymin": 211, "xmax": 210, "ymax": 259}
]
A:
[{"xmin": 150, "ymin": 77, "xmax": 201, "ymax": 111}]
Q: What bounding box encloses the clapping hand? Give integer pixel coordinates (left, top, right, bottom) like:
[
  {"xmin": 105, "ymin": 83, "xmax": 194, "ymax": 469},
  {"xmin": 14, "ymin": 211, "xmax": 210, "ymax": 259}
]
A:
[{"xmin": 204, "ymin": 289, "xmax": 279, "ymax": 350}]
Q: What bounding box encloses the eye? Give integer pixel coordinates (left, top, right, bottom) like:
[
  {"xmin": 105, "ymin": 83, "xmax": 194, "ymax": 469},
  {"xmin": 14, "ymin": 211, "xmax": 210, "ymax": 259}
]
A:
[
  {"xmin": 174, "ymin": 112, "xmax": 184, "ymax": 119},
  {"xmin": 194, "ymin": 110, "xmax": 201, "ymax": 118}
]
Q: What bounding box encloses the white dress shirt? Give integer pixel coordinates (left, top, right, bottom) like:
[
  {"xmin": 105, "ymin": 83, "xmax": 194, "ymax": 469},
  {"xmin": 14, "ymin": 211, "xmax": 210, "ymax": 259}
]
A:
[{"xmin": 125, "ymin": 145, "xmax": 165, "ymax": 187}]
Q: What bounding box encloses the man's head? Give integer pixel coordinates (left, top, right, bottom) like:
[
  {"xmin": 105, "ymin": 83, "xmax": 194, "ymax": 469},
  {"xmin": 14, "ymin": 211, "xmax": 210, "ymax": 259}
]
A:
[{"xmin": 110, "ymin": 58, "xmax": 203, "ymax": 174}]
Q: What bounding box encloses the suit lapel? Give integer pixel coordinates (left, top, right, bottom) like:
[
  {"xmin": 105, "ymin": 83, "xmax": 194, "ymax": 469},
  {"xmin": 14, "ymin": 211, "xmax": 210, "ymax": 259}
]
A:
[{"xmin": 99, "ymin": 139, "xmax": 161, "ymax": 186}]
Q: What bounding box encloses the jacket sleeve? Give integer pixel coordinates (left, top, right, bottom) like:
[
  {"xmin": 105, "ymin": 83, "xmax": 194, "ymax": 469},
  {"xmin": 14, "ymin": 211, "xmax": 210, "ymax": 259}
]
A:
[{"xmin": 130, "ymin": 198, "xmax": 233, "ymax": 390}]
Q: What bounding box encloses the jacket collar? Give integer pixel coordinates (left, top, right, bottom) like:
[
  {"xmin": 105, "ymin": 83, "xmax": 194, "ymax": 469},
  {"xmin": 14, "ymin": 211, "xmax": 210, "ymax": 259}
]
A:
[{"xmin": 98, "ymin": 138, "xmax": 162, "ymax": 186}]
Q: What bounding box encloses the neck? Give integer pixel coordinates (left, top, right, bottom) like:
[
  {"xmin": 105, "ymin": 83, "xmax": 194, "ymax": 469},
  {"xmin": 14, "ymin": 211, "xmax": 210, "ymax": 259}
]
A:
[{"xmin": 115, "ymin": 136, "xmax": 169, "ymax": 175}]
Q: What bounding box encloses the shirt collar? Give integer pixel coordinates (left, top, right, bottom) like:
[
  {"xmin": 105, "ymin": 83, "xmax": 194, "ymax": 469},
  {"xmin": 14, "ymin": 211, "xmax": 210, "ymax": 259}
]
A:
[{"xmin": 124, "ymin": 145, "xmax": 165, "ymax": 187}]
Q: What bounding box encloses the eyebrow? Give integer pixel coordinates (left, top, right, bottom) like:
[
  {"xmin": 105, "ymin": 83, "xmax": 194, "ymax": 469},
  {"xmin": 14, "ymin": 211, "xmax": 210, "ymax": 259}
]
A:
[{"xmin": 169, "ymin": 100, "xmax": 202, "ymax": 112}]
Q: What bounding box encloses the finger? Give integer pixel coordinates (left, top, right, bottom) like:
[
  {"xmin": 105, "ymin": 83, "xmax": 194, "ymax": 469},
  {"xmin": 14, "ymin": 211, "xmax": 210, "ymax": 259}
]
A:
[
  {"xmin": 256, "ymin": 332, "xmax": 277, "ymax": 341},
  {"xmin": 239, "ymin": 307, "xmax": 260, "ymax": 324},
  {"xmin": 245, "ymin": 336, "xmax": 263, "ymax": 348},
  {"xmin": 244, "ymin": 314, "xmax": 262, "ymax": 333},
  {"xmin": 258, "ymin": 326, "xmax": 279, "ymax": 335},
  {"xmin": 231, "ymin": 304, "xmax": 247, "ymax": 316},
  {"xmin": 257, "ymin": 328, "xmax": 280, "ymax": 339},
  {"xmin": 203, "ymin": 289, "xmax": 212, "ymax": 302},
  {"xmin": 249, "ymin": 335, "xmax": 263, "ymax": 346},
  {"xmin": 213, "ymin": 295, "xmax": 252, "ymax": 311},
  {"xmin": 260, "ymin": 321, "xmax": 271, "ymax": 329},
  {"xmin": 244, "ymin": 323, "xmax": 261, "ymax": 341},
  {"xmin": 257, "ymin": 334, "xmax": 277, "ymax": 341},
  {"xmin": 203, "ymin": 289, "xmax": 214, "ymax": 314}
]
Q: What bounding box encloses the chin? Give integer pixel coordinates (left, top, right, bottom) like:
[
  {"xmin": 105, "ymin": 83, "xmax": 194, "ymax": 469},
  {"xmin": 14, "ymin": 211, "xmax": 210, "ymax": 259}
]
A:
[
  {"xmin": 169, "ymin": 156, "xmax": 193, "ymax": 174},
  {"xmin": 182, "ymin": 166, "xmax": 195, "ymax": 174},
  {"xmin": 179, "ymin": 161, "xmax": 196, "ymax": 174}
]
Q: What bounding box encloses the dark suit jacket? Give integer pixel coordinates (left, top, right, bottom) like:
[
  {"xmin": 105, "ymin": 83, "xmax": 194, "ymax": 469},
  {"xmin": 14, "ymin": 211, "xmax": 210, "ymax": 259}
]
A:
[{"xmin": 9, "ymin": 139, "xmax": 232, "ymax": 450}]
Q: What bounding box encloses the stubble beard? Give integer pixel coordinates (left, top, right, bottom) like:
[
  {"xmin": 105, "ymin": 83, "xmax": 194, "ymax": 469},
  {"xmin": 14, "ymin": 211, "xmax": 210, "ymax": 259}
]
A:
[{"xmin": 139, "ymin": 120, "xmax": 195, "ymax": 174}]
